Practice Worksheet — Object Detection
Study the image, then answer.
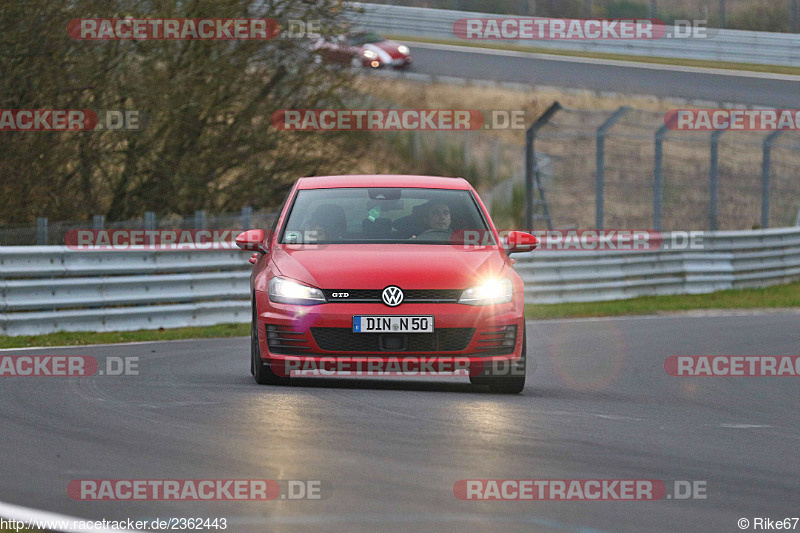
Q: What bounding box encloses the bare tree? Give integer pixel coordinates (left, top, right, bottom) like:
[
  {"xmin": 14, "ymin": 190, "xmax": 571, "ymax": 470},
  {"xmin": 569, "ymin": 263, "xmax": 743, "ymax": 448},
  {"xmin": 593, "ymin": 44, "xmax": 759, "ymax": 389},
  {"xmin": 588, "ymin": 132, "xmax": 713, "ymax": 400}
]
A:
[{"xmin": 0, "ymin": 0, "xmax": 364, "ymax": 222}]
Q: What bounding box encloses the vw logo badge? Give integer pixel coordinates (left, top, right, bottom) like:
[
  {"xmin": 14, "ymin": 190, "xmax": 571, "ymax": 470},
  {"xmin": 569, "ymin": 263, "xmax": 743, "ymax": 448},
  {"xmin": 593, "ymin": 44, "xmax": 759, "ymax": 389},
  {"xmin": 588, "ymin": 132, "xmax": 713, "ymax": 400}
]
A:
[{"xmin": 382, "ymin": 286, "xmax": 404, "ymax": 307}]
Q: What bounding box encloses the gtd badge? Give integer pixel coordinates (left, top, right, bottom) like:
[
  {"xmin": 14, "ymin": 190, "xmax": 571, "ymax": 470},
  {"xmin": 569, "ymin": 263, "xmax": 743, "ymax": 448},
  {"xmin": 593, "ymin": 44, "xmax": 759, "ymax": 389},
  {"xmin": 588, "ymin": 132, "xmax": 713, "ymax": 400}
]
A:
[
  {"xmin": 382, "ymin": 286, "xmax": 404, "ymax": 307},
  {"xmin": 331, "ymin": 292, "xmax": 349, "ymax": 298}
]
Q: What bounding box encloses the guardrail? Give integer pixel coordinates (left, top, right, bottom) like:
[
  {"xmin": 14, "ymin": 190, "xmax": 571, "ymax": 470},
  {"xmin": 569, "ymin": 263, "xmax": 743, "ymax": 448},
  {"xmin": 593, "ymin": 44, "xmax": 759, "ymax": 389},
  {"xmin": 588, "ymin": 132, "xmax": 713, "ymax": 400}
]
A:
[
  {"xmin": 0, "ymin": 247, "xmax": 252, "ymax": 336},
  {"xmin": 517, "ymin": 227, "xmax": 800, "ymax": 303},
  {"xmin": 2, "ymin": 227, "xmax": 800, "ymax": 336},
  {"xmin": 352, "ymin": 3, "xmax": 800, "ymax": 67}
]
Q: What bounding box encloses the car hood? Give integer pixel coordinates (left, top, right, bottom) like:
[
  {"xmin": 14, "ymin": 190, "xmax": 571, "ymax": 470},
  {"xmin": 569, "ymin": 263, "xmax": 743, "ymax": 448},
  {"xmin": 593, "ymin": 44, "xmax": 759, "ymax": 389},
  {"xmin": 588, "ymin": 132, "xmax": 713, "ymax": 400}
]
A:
[{"xmin": 271, "ymin": 245, "xmax": 507, "ymax": 289}]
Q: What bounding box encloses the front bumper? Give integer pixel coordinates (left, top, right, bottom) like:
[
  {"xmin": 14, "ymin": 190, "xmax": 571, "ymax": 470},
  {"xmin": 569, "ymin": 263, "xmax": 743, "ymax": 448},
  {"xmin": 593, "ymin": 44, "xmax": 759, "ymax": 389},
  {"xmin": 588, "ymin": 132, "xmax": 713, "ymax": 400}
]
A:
[
  {"xmin": 255, "ymin": 293, "xmax": 524, "ymax": 374},
  {"xmin": 365, "ymin": 56, "xmax": 413, "ymax": 69}
]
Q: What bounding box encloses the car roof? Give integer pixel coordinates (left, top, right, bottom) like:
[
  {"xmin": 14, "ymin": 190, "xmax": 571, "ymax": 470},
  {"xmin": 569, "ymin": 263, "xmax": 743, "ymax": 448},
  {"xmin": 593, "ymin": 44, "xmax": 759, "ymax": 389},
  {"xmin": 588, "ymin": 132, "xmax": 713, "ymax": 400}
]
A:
[{"xmin": 296, "ymin": 175, "xmax": 473, "ymax": 190}]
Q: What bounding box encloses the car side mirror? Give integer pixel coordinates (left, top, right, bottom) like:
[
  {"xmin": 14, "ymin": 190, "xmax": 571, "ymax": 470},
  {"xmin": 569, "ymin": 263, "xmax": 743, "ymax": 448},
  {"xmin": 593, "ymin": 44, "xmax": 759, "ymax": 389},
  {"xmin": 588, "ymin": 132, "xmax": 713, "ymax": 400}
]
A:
[
  {"xmin": 504, "ymin": 231, "xmax": 539, "ymax": 254},
  {"xmin": 236, "ymin": 229, "xmax": 266, "ymax": 253}
]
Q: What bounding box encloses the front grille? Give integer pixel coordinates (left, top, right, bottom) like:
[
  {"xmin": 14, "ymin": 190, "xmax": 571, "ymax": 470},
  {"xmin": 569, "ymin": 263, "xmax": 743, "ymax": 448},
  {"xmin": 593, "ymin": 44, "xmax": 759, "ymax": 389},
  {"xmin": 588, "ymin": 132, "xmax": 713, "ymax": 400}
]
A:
[
  {"xmin": 266, "ymin": 324, "xmax": 310, "ymax": 355},
  {"xmin": 477, "ymin": 325, "xmax": 517, "ymax": 355},
  {"xmin": 311, "ymin": 327, "xmax": 474, "ymax": 353},
  {"xmin": 322, "ymin": 289, "xmax": 461, "ymax": 303}
]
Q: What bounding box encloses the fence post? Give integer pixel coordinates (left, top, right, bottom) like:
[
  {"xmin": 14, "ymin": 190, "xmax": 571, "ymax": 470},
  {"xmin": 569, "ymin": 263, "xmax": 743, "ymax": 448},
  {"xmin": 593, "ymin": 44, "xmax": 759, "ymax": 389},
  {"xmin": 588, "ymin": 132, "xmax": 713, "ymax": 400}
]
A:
[
  {"xmin": 490, "ymin": 138, "xmax": 499, "ymax": 182},
  {"xmin": 793, "ymin": 0, "xmax": 799, "ymax": 33},
  {"xmin": 653, "ymin": 123, "xmax": 669, "ymax": 232},
  {"xmin": 649, "ymin": 0, "xmax": 657, "ymax": 18},
  {"xmin": 525, "ymin": 102, "xmax": 562, "ymax": 231},
  {"xmin": 92, "ymin": 215, "xmax": 105, "ymax": 230},
  {"xmin": 194, "ymin": 210, "xmax": 207, "ymax": 230},
  {"xmin": 36, "ymin": 217, "xmax": 48, "ymax": 245},
  {"xmin": 761, "ymin": 131, "xmax": 783, "ymax": 229},
  {"xmin": 719, "ymin": 0, "xmax": 727, "ymax": 28},
  {"xmin": 241, "ymin": 206, "xmax": 253, "ymax": 230},
  {"xmin": 144, "ymin": 211, "xmax": 156, "ymax": 231},
  {"xmin": 709, "ymin": 130, "xmax": 724, "ymax": 231},
  {"xmin": 596, "ymin": 106, "xmax": 630, "ymax": 230},
  {"xmin": 463, "ymin": 131, "xmax": 472, "ymax": 170}
]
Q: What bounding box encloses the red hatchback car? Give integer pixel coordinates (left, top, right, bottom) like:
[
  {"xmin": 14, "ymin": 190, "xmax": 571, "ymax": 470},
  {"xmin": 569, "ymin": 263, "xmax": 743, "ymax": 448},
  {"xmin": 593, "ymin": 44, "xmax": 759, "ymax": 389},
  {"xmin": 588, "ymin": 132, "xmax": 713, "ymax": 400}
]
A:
[
  {"xmin": 236, "ymin": 175, "xmax": 539, "ymax": 393},
  {"xmin": 314, "ymin": 31, "xmax": 412, "ymax": 69}
]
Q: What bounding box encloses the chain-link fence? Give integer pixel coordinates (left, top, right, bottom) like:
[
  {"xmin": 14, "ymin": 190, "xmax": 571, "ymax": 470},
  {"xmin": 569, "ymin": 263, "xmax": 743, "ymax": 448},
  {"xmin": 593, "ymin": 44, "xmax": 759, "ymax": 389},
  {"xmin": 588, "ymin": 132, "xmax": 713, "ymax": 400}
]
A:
[
  {"xmin": 526, "ymin": 104, "xmax": 800, "ymax": 231},
  {"xmin": 0, "ymin": 208, "xmax": 278, "ymax": 246},
  {"xmin": 5, "ymin": 104, "xmax": 799, "ymax": 241}
]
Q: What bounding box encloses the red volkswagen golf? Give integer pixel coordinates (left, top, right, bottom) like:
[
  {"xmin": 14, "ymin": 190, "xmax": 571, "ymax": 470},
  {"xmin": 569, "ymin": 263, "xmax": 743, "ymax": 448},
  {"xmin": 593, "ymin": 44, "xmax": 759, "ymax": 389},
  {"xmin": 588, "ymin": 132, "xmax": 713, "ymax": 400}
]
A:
[{"xmin": 236, "ymin": 175, "xmax": 538, "ymax": 393}]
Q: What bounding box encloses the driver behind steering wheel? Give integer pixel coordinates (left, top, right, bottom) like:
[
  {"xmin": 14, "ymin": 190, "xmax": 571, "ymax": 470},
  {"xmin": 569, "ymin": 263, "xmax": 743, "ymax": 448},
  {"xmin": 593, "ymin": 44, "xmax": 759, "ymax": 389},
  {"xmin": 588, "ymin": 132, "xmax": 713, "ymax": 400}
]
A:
[{"xmin": 412, "ymin": 201, "xmax": 452, "ymax": 240}]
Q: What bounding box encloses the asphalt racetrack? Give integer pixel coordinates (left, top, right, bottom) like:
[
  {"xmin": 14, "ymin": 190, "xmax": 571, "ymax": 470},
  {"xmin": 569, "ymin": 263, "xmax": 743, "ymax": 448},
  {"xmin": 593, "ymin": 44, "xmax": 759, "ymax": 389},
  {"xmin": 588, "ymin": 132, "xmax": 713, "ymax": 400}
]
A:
[
  {"xmin": 406, "ymin": 43, "xmax": 800, "ymax": 108},
  {"xmin": 1, "ymin": 312, "xmax": 798, "ymax": 532}
]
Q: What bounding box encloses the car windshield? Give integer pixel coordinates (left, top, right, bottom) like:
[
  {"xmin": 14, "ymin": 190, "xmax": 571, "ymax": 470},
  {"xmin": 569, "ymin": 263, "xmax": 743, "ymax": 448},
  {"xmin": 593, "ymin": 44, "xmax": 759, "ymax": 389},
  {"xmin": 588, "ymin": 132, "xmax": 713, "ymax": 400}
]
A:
[
  {"xmin": 280, "ymin": 187, "xmax": 495, "ymax": 245},
  {"xmin": 348, "ymin": 32, "xmax": 385, "ymax": 46}
]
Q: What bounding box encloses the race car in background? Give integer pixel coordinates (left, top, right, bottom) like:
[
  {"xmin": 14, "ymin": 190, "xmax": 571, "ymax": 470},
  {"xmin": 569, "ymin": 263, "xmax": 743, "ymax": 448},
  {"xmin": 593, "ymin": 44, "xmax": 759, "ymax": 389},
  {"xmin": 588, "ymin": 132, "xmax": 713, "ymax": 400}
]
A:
[{"xmin": 314, "ymin": 31, "xmax": 413, "ymax": 69}]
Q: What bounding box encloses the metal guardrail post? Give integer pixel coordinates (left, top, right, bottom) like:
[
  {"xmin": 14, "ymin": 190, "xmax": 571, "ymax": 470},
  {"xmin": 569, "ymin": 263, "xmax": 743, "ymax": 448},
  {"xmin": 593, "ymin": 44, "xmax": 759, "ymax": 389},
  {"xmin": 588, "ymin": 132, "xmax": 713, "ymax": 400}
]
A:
[
  {"xmin": 709, "ymin": 130, "xmax": 725, "ymax": 231},
  {"xmin": 36, "ymin": 217, "xmax": 48, "ymax": 245},
  {"xmin": 92, "ymin": 215, "xmax": 105, "ymax": 230},
  {"xmin": 194, "ymin": 210, "xmax": 206, "ymax": 230},
  {"xmin": 525, "ymin": 102, "xmax": 562, "ymax": 231},
  {"xmin": 596, "ymin": 106, "xmax": 630, "ymax": 230},
  {"xmin": 144, "ymin": 211, "xmax": 156, "ymax": 231},
  {"xmin": 653, "ymin": 123, "xmax": 670, "ymax": 232},
  {"xmin": 241, "ymin": 206, "xmax": 252, "ymax": 230},
  {"xmin": 762, "ymin": 131, "xmax": 783, "ymax": 229}
]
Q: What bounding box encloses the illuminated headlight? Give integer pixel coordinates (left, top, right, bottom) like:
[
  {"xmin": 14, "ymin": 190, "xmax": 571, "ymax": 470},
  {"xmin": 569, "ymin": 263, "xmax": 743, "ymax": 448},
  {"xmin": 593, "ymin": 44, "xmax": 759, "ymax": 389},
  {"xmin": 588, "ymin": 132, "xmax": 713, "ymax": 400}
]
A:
[
  {"xmin": 459, "ymin": 278, "xmax": 513, "ymax": 305},
  {"xmin": 397, "ymin": 45, "xmax": 410, "ymax": 55},
  {"xmin": 362, "ymin": 50, "xmax": 378, "ymax": 59},
  {"xmin": 269, "ymin": 277, "xmax": 326, "ymax": 305}
]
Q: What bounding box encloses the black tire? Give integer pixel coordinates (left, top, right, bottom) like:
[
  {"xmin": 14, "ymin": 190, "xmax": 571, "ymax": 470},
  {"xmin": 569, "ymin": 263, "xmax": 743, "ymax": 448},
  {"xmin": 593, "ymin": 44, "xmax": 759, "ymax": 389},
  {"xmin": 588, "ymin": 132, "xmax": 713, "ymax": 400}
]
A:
[
  {"xmin": 471, "ymin": 327, "xmax": 526, "ymax": 394},
  {"xmin": 251, "ymin": 299, "xmax": 288, "ymax": 386}
]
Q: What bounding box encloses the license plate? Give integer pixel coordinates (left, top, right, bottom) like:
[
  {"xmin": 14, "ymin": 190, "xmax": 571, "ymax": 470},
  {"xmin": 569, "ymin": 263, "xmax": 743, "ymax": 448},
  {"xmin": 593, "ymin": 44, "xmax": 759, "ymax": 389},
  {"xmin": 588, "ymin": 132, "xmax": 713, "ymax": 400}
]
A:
[{"xmin": 353, "ymin": 316, "xmax": 434, "ymax": 333}]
